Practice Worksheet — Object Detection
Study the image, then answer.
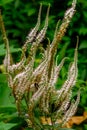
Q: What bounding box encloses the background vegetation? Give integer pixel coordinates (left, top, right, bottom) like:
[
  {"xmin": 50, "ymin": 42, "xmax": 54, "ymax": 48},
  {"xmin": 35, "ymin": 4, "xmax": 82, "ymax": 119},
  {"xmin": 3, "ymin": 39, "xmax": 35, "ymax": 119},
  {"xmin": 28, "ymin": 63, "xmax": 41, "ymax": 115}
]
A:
[{"xmin": 0, "ymin": 0, "xmax": 87, "ymax": 129}]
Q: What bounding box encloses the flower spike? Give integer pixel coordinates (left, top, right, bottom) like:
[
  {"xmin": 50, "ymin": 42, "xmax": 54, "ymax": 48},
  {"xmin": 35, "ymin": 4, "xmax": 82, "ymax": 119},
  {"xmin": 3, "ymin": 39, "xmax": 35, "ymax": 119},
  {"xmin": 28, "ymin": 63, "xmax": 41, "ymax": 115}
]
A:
[{"xmin": 36, "ymin": 4, "xmax": 50, "ymax": 43}]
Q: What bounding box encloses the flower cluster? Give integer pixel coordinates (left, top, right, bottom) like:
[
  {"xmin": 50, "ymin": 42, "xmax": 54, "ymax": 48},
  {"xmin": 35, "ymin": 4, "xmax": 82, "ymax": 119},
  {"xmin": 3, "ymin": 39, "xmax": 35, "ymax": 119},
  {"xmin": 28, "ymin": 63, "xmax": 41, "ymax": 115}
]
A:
[{"xmin": 0, "ymin": 0, "xmax": 80, "ymax": 129}]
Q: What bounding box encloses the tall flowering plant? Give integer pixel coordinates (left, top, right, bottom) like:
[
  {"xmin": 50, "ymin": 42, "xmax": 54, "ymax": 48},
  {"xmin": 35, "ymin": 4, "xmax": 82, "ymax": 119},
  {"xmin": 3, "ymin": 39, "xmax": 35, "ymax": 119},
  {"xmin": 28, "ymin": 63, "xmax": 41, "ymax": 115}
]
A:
[{"xmin": 0, "ymin": 0, "xmax": 80, "ymax": 129}]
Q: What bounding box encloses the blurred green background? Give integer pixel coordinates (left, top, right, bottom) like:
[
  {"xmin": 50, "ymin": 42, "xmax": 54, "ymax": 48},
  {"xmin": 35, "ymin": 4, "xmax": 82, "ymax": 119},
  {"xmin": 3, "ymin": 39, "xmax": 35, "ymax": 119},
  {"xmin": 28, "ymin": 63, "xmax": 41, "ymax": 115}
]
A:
[{"xmin": 0, "ymin": 0, "xmax": 87, "ymax": 129}]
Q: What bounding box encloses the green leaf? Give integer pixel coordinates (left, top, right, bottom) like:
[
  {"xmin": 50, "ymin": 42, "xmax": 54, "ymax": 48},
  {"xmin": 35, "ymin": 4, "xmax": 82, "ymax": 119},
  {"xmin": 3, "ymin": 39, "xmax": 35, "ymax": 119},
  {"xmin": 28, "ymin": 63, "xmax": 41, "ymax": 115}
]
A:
[
  {"xmin": 34, "ymin": 117, "xmax": 43, "ymax": 128},
  {"xmin": 10, "ymin": 46, "xmax": 21, "ymax": 53},
  {"xmin": 0, "ymin": 44, "xmax": 6, "ymax": 56},
  {"xmin": 0, "ymin": 0, "xmax": 14, "ymax": 5},
  {"xmin": 79, "ymin": 27, "xmax": 87, "ymax": 35},
  {"xmin": 0, "ymin": 44, "xmax": 21, "ymax": 56},
  {"xmin": 27, "ymin": 9, "xmax": 36, "ymax": 16},
  {"xmin": 0, "ymin": 106, "xmax": 16, "ymax": 114},
  {"xmin": 0, "ymin": 74, "xmax": 7, "ymax": 83},
  {"xmin": 79, "ymin": 41, "xmax": 87, "ymax": 49},
  {"xmin": 0, "ymin": 122, "xmax": 18, "ymax": 130},
  {"xmin": 0, "ymin": 74, "xmax": 15, "ymax": 107},
  {"xmin": 0, "ymin": 112, "xmax": 17, "ymax": 122}
]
